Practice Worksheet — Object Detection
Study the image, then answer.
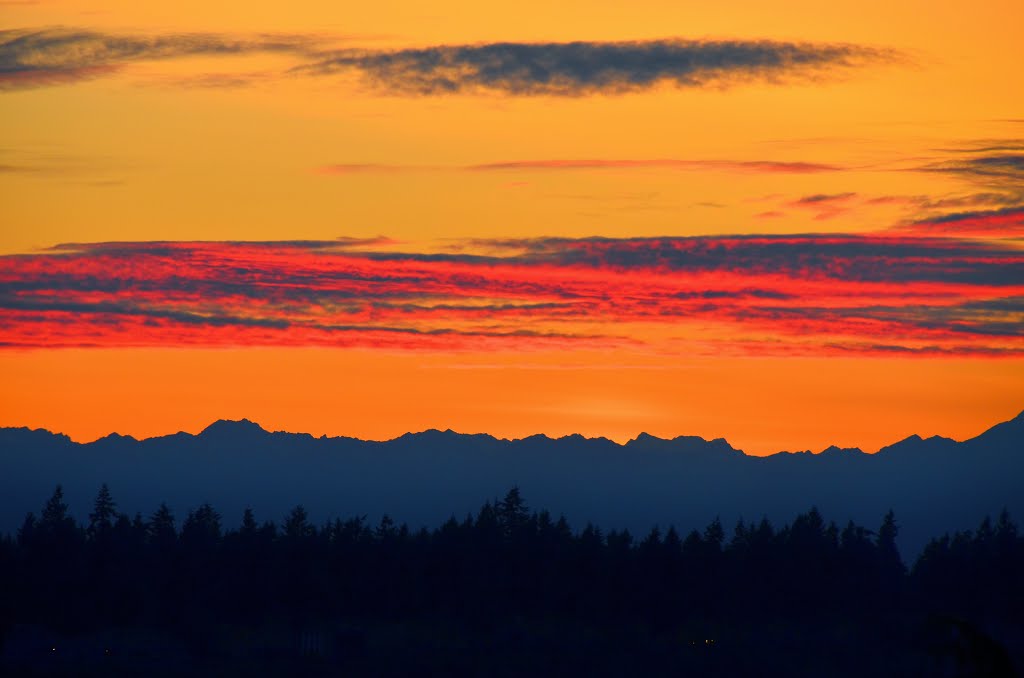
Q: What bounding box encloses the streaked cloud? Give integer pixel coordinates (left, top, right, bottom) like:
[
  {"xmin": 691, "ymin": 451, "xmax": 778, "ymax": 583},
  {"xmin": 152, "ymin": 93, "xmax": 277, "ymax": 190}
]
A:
[
  {"xmin": 935, "ymin": 141, "xmax": 1024, "ymax": 154},
  {"xmin": 786, "ymin": 192, "xmax": 857, "ymax": 220},
  {"xmin": 313, "ymin": 158, "xmax": 843, "ymax": 175},
  {"xmin": 790, "ymin": 192, "xmax": 857, "ymax": 205},
  {"xmin": 296, "ymin": 39, "xmax": 897, "ymax": 96},
  {"xmin": 0, "ymin": 27, "xmax": 320, "ymax": 90},
  {"xmin": 896, "ymin": 206, "xmax": 1024, "ymax": 238},
  {"xmin": 916, "ymin": 141, "xmax": 1024, "ymax": 195},
  {"xmin": 1, "ymin": 236, "xmax": 1020, "ymax": 356},
  {"xmin": 922, "ymin": 152, "xmax": 1024, "ymax": 187},
  {"xmin": 315, "ymin": 163, "xmax": 425, "ymax": 175},
  {"xmin": 465, "ymin": 159, "xmax": 843, "ymax": 172},
  {"xmin": 1, "ymin": 29, "xmax": 897, "ymax": 95},
  {"xmin": 901, "ymin": 141, "xmax": 1024, "ymax": 235}
]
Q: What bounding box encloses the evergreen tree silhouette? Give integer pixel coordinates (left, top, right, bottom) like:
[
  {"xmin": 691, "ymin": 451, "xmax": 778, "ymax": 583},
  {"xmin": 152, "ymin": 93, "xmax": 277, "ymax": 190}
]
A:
[
  {"xmin": 40, "ymin": 484, "xmax": 75, "ymax": 536},
  {"xmin": 877, "ymin": 509, "xmax": 905, "ymax": 576},
  {"xmin": 148, "ymin": 502, "xmax": 177, "ymax": 548},
  {"xmin": 497, "ymin": 486, "xmax": 529, "ymax": 538},
  {"xmin": 239, "ymin": 507, "xmax": 258, "ymax": 536},
  {"xmin": 703, "ymin": 516, "xmax": 725, "ymax": 551},
  {"xmin": 87, "ymin": 483, "xmax": 117, "ymax": 541},
  {"xmin": 284, "ymin": 505, "xmax": 315, "ymax": 540},
  {"xmin": 374, "ymin": 514, "xmax": 396, "ymax": 541},
  {"xmin": 181, "ymin": 503, "xmax": 221, "ymax": 550}
]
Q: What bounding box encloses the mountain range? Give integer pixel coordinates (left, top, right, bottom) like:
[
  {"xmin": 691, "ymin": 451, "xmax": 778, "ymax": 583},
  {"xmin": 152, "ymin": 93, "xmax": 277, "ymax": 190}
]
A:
[{"xmin": 2, "ymin": 411, "xmax": 1022, "ymax": 558}]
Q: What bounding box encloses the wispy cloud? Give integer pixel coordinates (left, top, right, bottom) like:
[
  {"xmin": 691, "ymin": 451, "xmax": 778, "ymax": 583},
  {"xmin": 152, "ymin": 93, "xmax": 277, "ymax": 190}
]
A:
[
  {"xmin": 896, "ymin": 206, "xmax": 1024, "ymax": 238},
  {"xmin": 1, "ymin": 29, "xmax": 898, "ymax": 95},
  {"xmin": 0, "ymin": 146, "xmax": 125, "ymax": 183},
  {"xmin": 785, "ymin": 192, "xmax": 857, "ymax": 220},
  {"xmin": 790, "ymin": 192, "xmax": 857, "ymax": 205},
  {"xmin": 0, "ymin": 27, "xmax": 321, "ymax": 90},
  {"xmin": 465, "ymin": 159, "xmax": 843, "ymax": 172},
  {"xmin": 921, "ymin": 152, "xmax": 1024, "ymax": 188},
  {"xmin": 296, "ymin": 39, "xmax": 898, "ymax": 96},
  {"xmin": 313, "ymin": 158, "xmax": 843, "ymax": 175},
  {"xmin": 315, "ymin": 163, "xmax": 425, "ymax": 175},
  {"xmin": 899, "ymin": 140, "xmax": 1024, "ymax": 235},
  {"xmin": 1, "ymin": 236, "xmax": 1020, "ymax": 357}
]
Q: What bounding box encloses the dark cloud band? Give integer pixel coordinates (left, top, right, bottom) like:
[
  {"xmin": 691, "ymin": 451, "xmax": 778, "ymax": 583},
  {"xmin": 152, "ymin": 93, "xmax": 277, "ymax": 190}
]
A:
[
  {"xmin": 898, "ymin": 206, "xmax": 1024, "ymax": 237},
  {"xmin": 296, "ymin": 39, "xmax": 897, "ymax": 96},
  {"xmin": 1, "ymin": 29, "xmax": 897, "ymax": 94}
]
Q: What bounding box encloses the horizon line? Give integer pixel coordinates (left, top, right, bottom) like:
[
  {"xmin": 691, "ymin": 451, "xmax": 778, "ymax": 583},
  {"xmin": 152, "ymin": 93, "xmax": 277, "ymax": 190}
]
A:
[{"xmin": 4, "ymin": 408, "xmax": 1020, "ymax": 456}]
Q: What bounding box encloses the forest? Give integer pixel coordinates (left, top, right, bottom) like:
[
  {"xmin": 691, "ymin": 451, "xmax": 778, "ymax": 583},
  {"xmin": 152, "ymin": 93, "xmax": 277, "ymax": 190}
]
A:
[{"xmin": 1, "ymin": 484, "xmax": 1021, "ymax": 676}]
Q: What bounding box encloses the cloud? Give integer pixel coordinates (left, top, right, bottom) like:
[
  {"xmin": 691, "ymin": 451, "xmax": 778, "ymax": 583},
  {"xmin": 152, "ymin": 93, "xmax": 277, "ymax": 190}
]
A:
[
  {"xmin": 496, "ymin": 235, "xmax": 1023, "ymax": 286},
  {"xmin": 922, "ymin": 153, "xmax": 1024, "ymax": 186},
  {"xmin": 818, "ymin": 342, "xmax": 1021, "ymax": 358},
  {"xmin": 1, "ymin": 236, "xmax": 1020, "ymax": 356},
  {"xmin": 0, "ymin": 147, "xmax": 124, "ymax": 181},
  {"xmin": 790, "ymin": 192, "xmax": 857, "ymax": 206},
  {"xmin": 0, "ymin": 163, "xmax": 43, "ymax": 173},
  {"xmin": 313, "ymin": 158, "xmax": 844, "ymax": 175},
  {"xmin": 935, "ymin": 141, "xmax": 1024, "ymax": 154},
  {"xmin": 296, "ymin": 39, "xmax": 897, "ymax": 96},
  {"xmin": 914, "ymin": 143, "xmax": 1024, "ymax": 204},
  {"xmin": 860, "ymin": 142, "xmax": 1024, "ymax": 236},
  {"xmin": 0, "ymin": 29, "xmax": 900, "ymax": 95},
  {"xmin": 897, "ymin": 206, "xmax": 1024, "ymax": 238},
  {"xmin": 144, "ymin": 71, "xmax": 274, "ymax": 89},
  {"xmin": 315, "ymin": 163, "xmax": 421, "ymax": 175},
  {"xmin": 0, "ymin": 27, "xmax": 318, "ymax": 90},
  {"xmin": 465, "ymin": 159, "xmax": 843, "ymax": 172},
  {"xmin": 786, "ymin": 192, "xmax": 857, "ymax": 220}
]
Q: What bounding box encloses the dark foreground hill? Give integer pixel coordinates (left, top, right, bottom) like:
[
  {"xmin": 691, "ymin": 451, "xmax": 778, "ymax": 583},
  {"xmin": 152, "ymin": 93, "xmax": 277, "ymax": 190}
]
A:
[{"xmin": 1, "ymin": 411, "xmax": 1022, "ymax": 557}]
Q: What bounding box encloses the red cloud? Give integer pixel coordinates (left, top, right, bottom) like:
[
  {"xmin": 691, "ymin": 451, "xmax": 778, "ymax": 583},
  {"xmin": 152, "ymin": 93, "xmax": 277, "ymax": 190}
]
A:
[
  {"xmin": 1, "ymin": 236, "xmax": 1021, "ymax": 357},
  {"xmin": 465, "ymin": 159, "xmax": 843, "ymax": 173},
  {"xmin": 894, "ymin": 206, "xmax": 1024, "ymax": 238},
  {"xmin": 312, "ymin": 159, "xmax": 844, "ymax": 175},
  {"xmin": 0, "ymin": 64, "xmax": 119, "ymax": 90}
]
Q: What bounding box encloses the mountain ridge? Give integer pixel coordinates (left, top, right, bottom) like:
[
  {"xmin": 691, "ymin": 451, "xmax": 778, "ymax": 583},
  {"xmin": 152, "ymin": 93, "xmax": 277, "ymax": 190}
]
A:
[{"xmin": 5, "ymin": 406, "xmax": 1022, "ymax": 457}]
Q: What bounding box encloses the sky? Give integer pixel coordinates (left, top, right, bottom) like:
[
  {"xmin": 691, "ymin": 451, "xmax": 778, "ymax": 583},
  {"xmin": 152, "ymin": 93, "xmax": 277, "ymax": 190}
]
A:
[{"xmin": 1, "ymin": 0, "xmax": 1022, "ymax": 454}]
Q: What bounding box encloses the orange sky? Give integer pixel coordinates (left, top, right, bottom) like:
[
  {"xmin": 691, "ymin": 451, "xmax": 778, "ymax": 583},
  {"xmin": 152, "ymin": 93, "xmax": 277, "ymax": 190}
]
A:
[{"xmin": 1, "ymin": 1, "xmax": 1022, "ymax": 453}]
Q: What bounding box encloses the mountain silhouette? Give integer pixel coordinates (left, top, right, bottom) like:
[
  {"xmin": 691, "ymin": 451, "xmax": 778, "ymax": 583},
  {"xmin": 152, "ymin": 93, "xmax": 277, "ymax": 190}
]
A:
[
  {"xmin": 1, "ymin": 410, "xmax": 1021, "ymax": 557},
  {"xmin": 199, "ymin": 417, "xmax": 267, "ymax": 439}
]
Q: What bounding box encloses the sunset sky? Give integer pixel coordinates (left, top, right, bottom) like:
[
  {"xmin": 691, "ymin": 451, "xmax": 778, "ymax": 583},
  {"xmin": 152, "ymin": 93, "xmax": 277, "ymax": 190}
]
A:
[{"xmin": 1, "ymin": 0, "xmax": 1022, "ymax": 454}]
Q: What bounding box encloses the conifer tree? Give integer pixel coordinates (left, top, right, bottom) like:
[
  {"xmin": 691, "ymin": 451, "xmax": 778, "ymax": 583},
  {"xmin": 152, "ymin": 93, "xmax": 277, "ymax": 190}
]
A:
[
  {"xmin": 87, "ymin": 483, "xmax": 117, "ymax": 540},
  {"xmin": 41, "ymin": 485, "xmax": 71, "ymax": 529},
  {"xmin": 148, "ymin": 502, "xmax": 177, "ymax": 548}
]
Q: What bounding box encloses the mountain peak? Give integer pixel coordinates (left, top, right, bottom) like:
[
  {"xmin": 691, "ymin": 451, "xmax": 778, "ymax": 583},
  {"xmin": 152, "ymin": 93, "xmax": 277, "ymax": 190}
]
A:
[
  {"xmin": 0, "ymin": 426, "xmax": 73, "ymax": 446},
  {"xmin": 199, "ymin": 419, "xmax": 268, "ymax": 438},
  {"xmin": 93, "ymin": 432, "xmax": 138, "ymax": 444},
  {"xmin": 625, "ymin": 432, "xmax": 742, "ymax": 457},
  {"xmin": 876, "ymin": 432, "xmax": 957, "ymax": 457},
  {"xmin": 629, "ymin": 432, "xmax": 665, "ymax": 445},
  {"xmin": 818, "ymin": 445, "xmax": 865, "ymax": 457}
]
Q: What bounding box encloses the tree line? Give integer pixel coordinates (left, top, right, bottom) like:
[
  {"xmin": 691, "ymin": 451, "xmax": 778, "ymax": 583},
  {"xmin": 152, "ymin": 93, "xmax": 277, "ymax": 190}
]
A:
[{"xmin": 1, "ymin": 484, "xmax": 1020, "ymax": 676}]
